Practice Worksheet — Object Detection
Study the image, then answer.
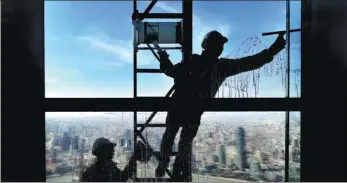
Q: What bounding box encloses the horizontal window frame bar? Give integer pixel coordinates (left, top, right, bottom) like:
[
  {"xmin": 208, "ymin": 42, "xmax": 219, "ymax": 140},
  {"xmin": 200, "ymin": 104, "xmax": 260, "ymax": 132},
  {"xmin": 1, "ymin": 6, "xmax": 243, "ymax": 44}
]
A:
[
  {"xmin": 136, "ymin": 69, "xmax": 163, "ymax": 73},
  {"xmin": 45, "ymin": 98, "xmax": 301, "ymax": 112}
]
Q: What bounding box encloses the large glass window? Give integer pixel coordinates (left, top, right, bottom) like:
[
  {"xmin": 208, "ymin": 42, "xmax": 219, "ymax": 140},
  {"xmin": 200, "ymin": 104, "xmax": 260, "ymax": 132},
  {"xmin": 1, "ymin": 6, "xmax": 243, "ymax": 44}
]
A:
[
  {"xmin": 46, "ymin": 112, "xmax": 301, "ymax": 182},
  {"xmin": 45, "ymin": 1, "xmax": 301, "ymax": 98},
  {"xmin": 45, "ymin": 1, "xmax": 302, "ymax": 182}
]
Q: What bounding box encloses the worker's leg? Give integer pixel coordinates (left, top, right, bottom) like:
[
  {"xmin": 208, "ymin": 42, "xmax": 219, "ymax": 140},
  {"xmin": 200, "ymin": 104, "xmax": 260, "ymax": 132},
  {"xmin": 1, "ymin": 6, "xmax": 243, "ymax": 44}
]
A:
[
  {"xmin": 155, "ymin": 114, "xmax": 180, "ymax": 177},
  {"xmin": 172, "ymin": 123, "xmax": 200, "ymax": 181}
]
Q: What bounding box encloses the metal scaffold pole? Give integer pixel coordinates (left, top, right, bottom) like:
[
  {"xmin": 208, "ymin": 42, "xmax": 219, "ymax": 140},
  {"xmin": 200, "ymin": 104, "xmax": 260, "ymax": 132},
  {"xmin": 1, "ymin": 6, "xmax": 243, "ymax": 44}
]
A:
[
  {"xmin": 285, "ymin": 0, "xmax": 291, "ymax": 182},
  {"xmin": 132, "ymin": 0, "xmax": 192, "ymax": 181}
]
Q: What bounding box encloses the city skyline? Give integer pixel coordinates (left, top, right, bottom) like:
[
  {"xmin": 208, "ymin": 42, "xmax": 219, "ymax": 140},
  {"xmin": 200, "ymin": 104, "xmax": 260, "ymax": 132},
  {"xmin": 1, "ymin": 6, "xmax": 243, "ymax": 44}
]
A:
[{"xmin": 46, "ymin": 112, "xmax": 300, "ymax": 125}]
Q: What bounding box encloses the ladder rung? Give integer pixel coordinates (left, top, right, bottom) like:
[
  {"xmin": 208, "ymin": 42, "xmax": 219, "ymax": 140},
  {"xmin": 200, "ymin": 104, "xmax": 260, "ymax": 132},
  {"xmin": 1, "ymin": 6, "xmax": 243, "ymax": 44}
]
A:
[
  {"xmin": 137, "ymin": 69, "xmax": 163, "ymax": 73},
  {"xmin": 138, "ymin": 47, "xmax": 182, "ymax": 50},
  {"xmin": 136, "ymin": 13, "xmax": 183, "ymax": 19},
  {"xmin": 135, "ymin": 178, "xmax": 172, "ymax": 182},
  {"xmin": 137, "ymin": 123, "xmax": 166, "ymax": 127}
]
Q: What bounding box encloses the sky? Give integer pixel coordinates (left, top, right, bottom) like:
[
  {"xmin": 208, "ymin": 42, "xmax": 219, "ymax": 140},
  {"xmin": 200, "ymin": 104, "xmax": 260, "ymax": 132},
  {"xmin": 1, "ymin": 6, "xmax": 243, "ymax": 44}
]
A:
[{"xmin": 45, "ymin": 1, "xmax": 301, "ymax": 120}]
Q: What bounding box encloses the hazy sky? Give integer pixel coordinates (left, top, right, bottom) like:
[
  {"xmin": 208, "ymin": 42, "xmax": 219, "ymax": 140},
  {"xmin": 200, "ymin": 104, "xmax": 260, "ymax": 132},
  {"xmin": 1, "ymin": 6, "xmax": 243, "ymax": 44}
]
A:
[{"xmin": 44, "ymin": 1, "xmax": 301, "ymax": 120}]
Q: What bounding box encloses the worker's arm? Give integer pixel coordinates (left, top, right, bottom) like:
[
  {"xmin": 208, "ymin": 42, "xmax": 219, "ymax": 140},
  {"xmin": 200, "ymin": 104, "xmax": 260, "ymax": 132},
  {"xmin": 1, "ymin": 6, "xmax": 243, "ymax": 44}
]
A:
[
  {"xmin": 80, "ymin": 167, "xmax": 93, "ymax": 182},
  {"xmin": 119, "ymin": 140, "xmax": 152, "ymax": 181},
  {"xmin": 217, "ymin": 34, "xmax": 286, "ymax": 77},
  {"xmin": 159, "ymin": 53, "xmax": 200, "ymax": 78},
  {"xmin": 160, "ymin": 62, "xmax": 184, "ymax": 78},
  {"xmin": 119, "ymin": 156, "xmax": 136, "ymax": 182},
  {"xmin": 158, "ymin": 51, "xmax": 177, "ymax": 78}
]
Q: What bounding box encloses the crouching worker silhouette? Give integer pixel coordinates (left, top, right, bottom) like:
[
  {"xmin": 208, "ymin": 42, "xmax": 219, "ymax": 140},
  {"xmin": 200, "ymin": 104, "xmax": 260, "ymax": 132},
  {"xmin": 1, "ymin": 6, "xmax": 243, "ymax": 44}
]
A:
[
  {"xmin": 81, "ymin": 137, "xmax": 153, "ymax": 182},
  {"xmin": 156, "ymin": 30, "xmax": 286, "ymax": 181}
]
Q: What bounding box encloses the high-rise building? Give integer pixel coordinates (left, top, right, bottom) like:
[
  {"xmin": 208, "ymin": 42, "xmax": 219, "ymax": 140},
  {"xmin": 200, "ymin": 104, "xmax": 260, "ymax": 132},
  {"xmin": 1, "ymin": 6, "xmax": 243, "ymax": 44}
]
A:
[
  {"xmin": 51, "ymin": 147, "xmax": 58, "ymax": 163},
  {"xmin": 124, "ymin": 129, "xmax": 132, "ymax": 151},
  {"xmin": 191, "ymin": 153, "xmax": 197, "ymax": 170},
  {"xmin": 73, "ymin": 136, "xmax": 79, "ymax": 150},
  {"xmin": 68, "ymin": 127, "xmax": 73, "ymax": 136},
  {"xmin": 124, "ymin": 129, "xmax": 132, "ymax": 141},
  {"xmin": 219, "ymin": 144, "xmax": 227, "ymax": 167},
  {"xmin": 53, "ymin": 136, "xmax": 60, "ymax": 146},
  {"xmin": 80, "ymin": 138, "xmax": 86, "ymax": 150},
  {"xmin": 212, "ymin": 154, "xmax": 219, "ymax": 163},
  {"xmin": 235, "ymin": 127, "xmax": 248, "ymax": 171},
  {"xmin": 61, "ymin": 132, "xmax": 71, "ymax": 151},
  {"xmin": 118, "ymin": 138, "xmax": 125, "ymax": 147},
  {"xmin": 127, "ymin": 140, "xmax": 132, "ymax": 151},
  {"xmin": 291, "ymin": 137, "xmax": 300, "ymax": 163}
]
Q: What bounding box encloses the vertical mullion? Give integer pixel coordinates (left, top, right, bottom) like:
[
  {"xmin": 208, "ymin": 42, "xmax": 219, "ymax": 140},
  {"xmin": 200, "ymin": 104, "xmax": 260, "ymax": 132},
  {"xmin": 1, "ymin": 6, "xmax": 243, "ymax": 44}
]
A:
[
  {"xmin": 133, "ymin": 0, "xmax": 138, "ymax": 180},
  {"xmin": 285, "ymin": 0, "xmax": 291, "ymax": 182},
  {"xmin": 182, "ymin": 0, "xmax": 193, "ymax": 181}
]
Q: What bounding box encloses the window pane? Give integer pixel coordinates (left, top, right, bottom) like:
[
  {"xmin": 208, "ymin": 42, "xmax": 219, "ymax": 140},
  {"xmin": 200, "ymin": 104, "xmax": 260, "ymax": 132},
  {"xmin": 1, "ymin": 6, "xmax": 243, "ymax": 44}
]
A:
[
  {"xmin": 193, "ymin": 112, "xmax": 286, "ymax": 182},
  {"xmin": 45, "ymin": 1, "xmax": 301, "ymax": 98},
  {"xmin": 137, "ymin": 112, "xmax": 288, "ymax": 182},
  {"xmin": 46, "ymin": 111, "xmax": 300, "ymax": 182},
  {"xmin": 194, "ymin": 2, "xmax": 287, "ymax": 98},
  {"xmin": 45, "ymin": 2, "xmax": 135, "ymax": 98},
  {"xmin": 289, "ymin": 112, "xmax": 301, "ymax": 182},
  {"xmin": 46, "ymin": 112, "xmax": 134, "ymax": 182},
  {"xmin": 289, "ymin": 1, "xmax": 301, "ymax": 98},
  {"xmin": 289, "ymin": 32, "xmax": 301, "ymax": 98},
  {"xmin": 138, "ymin": 2, "xmax": 302, "ymax": 98}
]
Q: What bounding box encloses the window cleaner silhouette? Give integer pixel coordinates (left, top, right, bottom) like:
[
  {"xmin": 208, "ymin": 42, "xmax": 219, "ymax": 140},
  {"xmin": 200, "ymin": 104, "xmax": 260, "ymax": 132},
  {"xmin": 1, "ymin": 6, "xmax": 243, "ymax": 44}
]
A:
[
  {"xmin": 155, "ymin": 30, "xmax": 286, "ymax": 181},
  {"xmin": 81, "ymin": 137, "xmax": 153, "ymax": 182}
]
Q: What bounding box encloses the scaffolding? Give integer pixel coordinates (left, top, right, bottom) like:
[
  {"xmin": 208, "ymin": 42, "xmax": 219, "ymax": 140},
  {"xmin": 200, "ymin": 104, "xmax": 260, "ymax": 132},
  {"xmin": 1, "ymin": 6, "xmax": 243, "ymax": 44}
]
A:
[{"xmin": 132, "ymin": 0, "xmax": 192, "ymax": 182}]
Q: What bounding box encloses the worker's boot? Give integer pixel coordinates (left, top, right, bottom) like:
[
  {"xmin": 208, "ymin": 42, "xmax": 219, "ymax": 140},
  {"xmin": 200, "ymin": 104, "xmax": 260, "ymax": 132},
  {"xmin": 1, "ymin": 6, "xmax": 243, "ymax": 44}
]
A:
[
  {"xmin": 170, "ymin": 172, "xmax": 183, "ymax": 182},
  {"xmin": 155, "ymin": 154, "xmax": 170, "ymax": 177}
]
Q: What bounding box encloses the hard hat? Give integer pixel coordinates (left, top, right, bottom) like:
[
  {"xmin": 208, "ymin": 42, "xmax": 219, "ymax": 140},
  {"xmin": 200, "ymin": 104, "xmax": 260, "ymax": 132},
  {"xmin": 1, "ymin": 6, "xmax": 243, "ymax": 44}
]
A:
[
  {"xmin": 92, "ymin": 137, "xmax": 116, "ymax": 156},
  {"xmin": 201, "ymin": 30, "xmax": 228, "ymax": 50}
]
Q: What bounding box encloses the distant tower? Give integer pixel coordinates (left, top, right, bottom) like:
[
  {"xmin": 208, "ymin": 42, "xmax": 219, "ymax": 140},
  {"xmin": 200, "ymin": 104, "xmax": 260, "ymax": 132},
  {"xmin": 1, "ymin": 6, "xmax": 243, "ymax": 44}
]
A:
[
  {"xmin": 191, "ymin": 153, "xmax": 197, "ymax": 170},
  {"xmin": 124, "ymin": 129, "xmax": 132, "ymax": 141},
  {"xmin": 80, "ymin": 138, "xmax": 86, "ymax": 150},
  {"xmin": 68, "ymin": 127, "xmax": 73, "ymax": 136},
  {"xmin": 127, "ymin": 140, "xmax": 132, "ymax": 151},
  {"xmin": 118, "ymin": 138, "xmax": 125, "ymax": 147},
  {"xmin": 62, "ymin": 132, "xmax": 70, "ymax": 151},
  {"xmin": 291, "ymin": 137, "xmax": 300, "ymax": 163},
  {"xmin": 51, "ymin": 147, "xmax": 57, "ymax": 163},
  {"xmin": 219, "ymin": 144, "xmax": 227, "ymax": 168},
  {"xmin": 124, "ymin": 129, "xmax": 132, "ymax": 151},
  {"xmin": 273, "ymin": 148, "xmax": 280, "ymax": 160},
  {"xmin": 69, "ymin": 144, "xmax": 73, "ymax": 155},
  {"xmin": 212, "ymin": 154, "xmax": 219, "ymax": 163},
  {"xmin": 73, "ymin": 136, "xmax": 79, "ymax": 150},
  {"xmin": 235, "ymin": 127, "xmax": 248, "ymax": 171}
]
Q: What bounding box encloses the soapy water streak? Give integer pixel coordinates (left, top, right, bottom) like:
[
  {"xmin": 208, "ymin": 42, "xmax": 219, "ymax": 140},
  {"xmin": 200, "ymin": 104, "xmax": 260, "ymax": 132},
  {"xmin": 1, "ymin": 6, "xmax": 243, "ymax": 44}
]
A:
[{"xmin": 211, "ymin": 35, "xmax": 301, "ymax": 98}]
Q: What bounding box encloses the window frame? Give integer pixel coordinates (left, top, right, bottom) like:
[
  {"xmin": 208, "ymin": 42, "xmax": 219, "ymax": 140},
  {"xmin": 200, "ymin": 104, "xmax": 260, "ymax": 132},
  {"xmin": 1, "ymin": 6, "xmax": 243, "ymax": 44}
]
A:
[{"xmin": 44, "ymin": 0, "xmax": 302, "ymax": 182}]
